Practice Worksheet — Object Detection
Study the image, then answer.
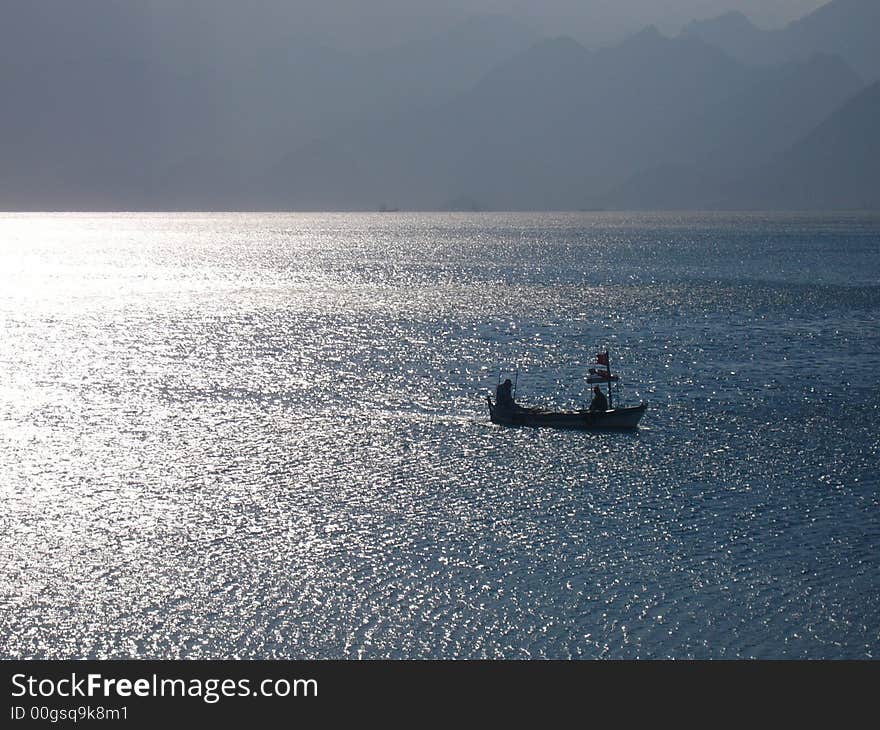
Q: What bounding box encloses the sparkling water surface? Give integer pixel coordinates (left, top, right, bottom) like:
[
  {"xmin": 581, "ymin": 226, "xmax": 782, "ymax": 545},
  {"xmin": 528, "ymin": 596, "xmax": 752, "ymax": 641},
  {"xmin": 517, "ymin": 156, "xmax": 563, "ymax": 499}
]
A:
[{"xmin": 1, "ymin": 211, "xmax": 878, "ymax": 659}]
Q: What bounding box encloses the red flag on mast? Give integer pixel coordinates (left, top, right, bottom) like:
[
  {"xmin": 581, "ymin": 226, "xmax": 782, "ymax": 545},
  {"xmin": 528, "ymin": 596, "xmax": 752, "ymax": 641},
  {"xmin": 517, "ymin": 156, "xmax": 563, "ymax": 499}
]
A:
[{"xmin": 596, "ymin": 352, "xmax": 609, "ymax": 366}]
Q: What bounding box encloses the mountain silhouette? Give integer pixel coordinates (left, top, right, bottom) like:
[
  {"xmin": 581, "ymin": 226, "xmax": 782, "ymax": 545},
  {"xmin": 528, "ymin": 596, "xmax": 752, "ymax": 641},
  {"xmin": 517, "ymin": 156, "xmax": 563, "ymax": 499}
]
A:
[
  {"xmin": 732, "ymin": 81, "xmax": 880, "ymax": 209},
  {"xmin": 0, "ymin": 2, "xmax": 876, "ymax": 211},
  {"xmin": 264, "ymin": 26, "xmax": 863, "ymax": 211},
  {"xmin": 0, "ymin": 7, "xmax": 537, "ymax": 210},
  {"xmin": 683, "ymin": 0, "xmax": 880, "ymax": 82},
  {"xmin": 603, "ymin": 81, "xmax": 880, "ymax": 210}
]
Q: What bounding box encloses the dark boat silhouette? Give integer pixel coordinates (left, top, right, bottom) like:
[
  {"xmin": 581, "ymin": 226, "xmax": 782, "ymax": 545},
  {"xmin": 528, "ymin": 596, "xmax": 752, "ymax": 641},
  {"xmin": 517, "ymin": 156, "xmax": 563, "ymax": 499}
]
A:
[{"xmin": 487, "ymin": 350, "xmax": 647, "ymax": 430}]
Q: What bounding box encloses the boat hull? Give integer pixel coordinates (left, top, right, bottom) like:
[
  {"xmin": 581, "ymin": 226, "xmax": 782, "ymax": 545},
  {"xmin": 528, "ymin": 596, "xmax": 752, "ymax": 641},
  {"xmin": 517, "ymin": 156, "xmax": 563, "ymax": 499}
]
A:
[{"xmin": 487, "ymin": 397, "xmax": 646, "ymax": 430}]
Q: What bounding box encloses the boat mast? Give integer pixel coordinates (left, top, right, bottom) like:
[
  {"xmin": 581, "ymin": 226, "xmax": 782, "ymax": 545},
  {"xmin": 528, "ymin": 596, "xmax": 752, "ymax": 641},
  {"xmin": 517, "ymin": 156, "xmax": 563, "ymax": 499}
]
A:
[{"xmin": 605, "ymin": 350, "xmax": 613, "ymax": 409}]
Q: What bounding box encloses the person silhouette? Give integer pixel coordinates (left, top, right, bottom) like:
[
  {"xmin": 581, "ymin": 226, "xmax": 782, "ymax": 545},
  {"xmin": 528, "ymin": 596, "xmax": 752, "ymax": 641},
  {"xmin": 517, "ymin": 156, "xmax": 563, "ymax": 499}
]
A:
[
  {"xmin": 496, "ymin": 378, "xmax": 514, "ymax": 410},
  {"xmin": 589, "ymin": 385, "xmax": 608, "ymax": 412}
]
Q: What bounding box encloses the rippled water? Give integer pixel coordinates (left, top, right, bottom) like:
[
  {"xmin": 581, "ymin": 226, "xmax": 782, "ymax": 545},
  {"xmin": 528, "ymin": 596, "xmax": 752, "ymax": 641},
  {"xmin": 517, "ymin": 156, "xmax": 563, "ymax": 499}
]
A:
[{"xmin": 1, "ymin": 211, "xmax": 878, "ymax": 659}]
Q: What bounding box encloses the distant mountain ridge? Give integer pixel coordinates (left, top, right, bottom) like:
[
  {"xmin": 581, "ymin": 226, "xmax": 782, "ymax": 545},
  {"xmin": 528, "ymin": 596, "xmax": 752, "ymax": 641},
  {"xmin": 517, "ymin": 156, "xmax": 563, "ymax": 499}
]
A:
[
  {"xmin": 0, "ymin": 1, "xmax": 876, "ymax": 211},
  {"xmin": 732, "ymin": 80, "xmax": 880, "ymax": 209},
  {"xmin": 601, "ymin": 81, "xmax": 880, "ymax": 210},
  {"xmin": 682, "ymin": 0, "xmax": 880, "ymax": 81},
  {"xmin": 263, "ymin": 26, "xmax": 863, "ymax": 211},
  {"xmin": 0, "ymin": 7, "xmax": 539, "ymax": 210}
]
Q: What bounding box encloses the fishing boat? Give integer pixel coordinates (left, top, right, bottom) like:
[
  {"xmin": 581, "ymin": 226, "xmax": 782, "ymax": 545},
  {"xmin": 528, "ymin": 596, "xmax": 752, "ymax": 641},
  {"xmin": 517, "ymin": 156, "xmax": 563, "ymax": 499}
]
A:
[{"xmin": 486, "ymin": 350, "xmax": 647, "ymax": 430}]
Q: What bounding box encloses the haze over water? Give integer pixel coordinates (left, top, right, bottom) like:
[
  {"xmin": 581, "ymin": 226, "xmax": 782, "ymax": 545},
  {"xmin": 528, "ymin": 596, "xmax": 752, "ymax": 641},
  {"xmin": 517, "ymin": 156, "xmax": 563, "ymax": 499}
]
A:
[{"xmin": 1, "ymin": 211, "xmax": 878, "ymax": 659}]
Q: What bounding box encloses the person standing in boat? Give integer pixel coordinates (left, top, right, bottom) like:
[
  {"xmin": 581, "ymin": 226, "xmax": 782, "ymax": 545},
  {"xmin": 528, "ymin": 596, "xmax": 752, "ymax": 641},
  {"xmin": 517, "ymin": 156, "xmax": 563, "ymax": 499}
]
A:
[
  {"xmin": 496, "ymin": 378, "xmax": 514, "ymax": 410},
  {"xmin": 589, "ymin": 385, "xmax": 608, "ymax": 412}
]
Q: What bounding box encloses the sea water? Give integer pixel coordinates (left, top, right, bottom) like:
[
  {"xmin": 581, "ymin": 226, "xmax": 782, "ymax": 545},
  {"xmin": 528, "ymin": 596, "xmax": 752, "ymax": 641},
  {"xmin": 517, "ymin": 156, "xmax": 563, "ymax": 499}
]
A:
[{"xmin": 1, "ymin": 211, "xmax": 878, "ymax": 659}]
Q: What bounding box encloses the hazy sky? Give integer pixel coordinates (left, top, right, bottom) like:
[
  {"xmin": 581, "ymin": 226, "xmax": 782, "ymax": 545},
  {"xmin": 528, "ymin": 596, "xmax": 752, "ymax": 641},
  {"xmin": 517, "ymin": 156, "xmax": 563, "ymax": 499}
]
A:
[
  {"xmin": 130, "ymin": 1, "xmax": 831, "ymax": 52},
  {"xmin": 234, "ymin": 0, "xmax": 830, "ymax": 50}
]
